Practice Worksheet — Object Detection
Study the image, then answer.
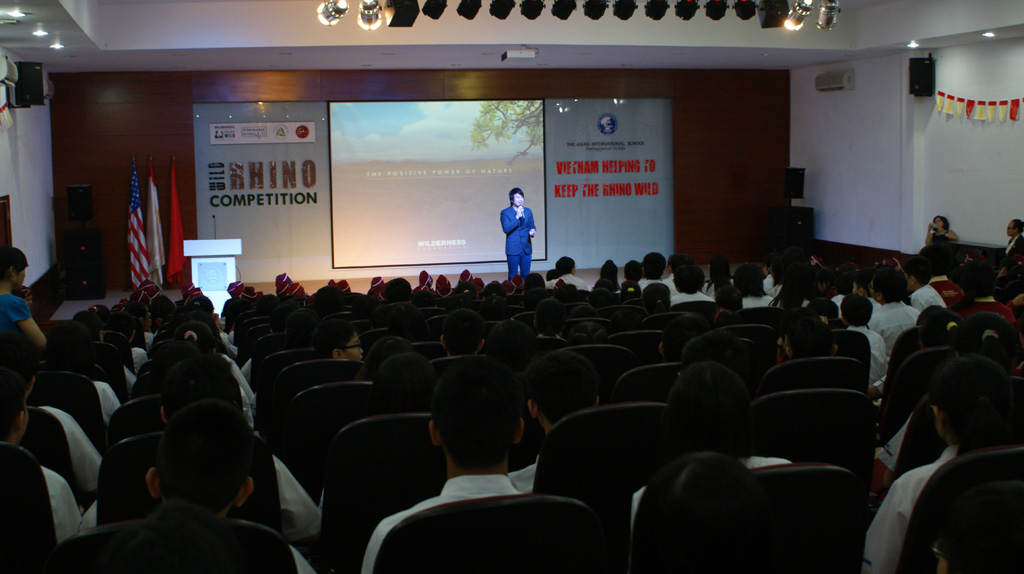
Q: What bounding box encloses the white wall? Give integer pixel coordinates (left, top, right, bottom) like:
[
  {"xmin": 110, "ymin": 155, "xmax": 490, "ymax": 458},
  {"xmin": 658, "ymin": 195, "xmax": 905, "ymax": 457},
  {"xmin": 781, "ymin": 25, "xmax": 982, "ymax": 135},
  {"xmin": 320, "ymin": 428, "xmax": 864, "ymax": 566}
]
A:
[
  {"xmin": 792, "ymin": 36, "xmax": 1024, "ymax": 255},
  {"xmin": 0, "ymin": 49, "xmax": 55, "ymax": 285}
]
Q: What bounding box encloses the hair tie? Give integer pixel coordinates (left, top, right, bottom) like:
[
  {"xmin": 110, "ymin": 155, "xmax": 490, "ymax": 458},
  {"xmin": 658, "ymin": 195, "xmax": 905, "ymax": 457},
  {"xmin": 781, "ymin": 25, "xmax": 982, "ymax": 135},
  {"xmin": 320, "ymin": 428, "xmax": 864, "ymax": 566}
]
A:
[
  {"xmin": 946, "ymin": 321, "xmax": 958, "ymax": 332},
  {"xmin": 981, "ymin": 329, "xmax": 999, "ymax": 342},
  {"xmin": 183, "ymin": 330, "xmax": 198, "ymax": 342}
]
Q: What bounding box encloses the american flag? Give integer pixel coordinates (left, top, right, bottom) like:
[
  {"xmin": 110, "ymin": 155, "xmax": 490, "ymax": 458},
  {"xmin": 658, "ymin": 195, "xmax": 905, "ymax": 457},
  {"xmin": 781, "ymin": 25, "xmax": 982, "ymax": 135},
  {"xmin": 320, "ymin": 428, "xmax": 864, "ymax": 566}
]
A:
[{"xmin": 128, "ymin": 160, "xmax": 150, "ymax": 289}]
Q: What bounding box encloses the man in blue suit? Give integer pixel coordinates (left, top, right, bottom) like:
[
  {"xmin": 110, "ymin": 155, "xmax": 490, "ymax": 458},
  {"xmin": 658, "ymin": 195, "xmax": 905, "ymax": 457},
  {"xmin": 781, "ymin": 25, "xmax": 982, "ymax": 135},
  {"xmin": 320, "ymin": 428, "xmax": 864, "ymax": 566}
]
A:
[{"xmin": 500, "ymin": 187, "xmax": 536, "ymax": 281}]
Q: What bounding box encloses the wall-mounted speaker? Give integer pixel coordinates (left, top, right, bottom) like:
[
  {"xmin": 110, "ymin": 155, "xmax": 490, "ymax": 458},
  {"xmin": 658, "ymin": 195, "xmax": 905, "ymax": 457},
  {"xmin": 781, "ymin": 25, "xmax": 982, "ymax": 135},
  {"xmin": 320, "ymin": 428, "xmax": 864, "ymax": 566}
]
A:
[
  {"xmin": 11, "ymin": 61, "xmax": 43, "ymax": 107},
  {"xmin": 67, "ymin": 185, "xmax": 93, "ymax": 222},
  {"xmin": 66, "ymin": 265, "xmax": 106, "ymax": 300},
  {"xmin": 65, "ymin": 229, "xmax": 103, "ymax": 266},
  {"xmin": 909, "ymin": 57, "xmax": 935, "ymax": 97},
  {"xmin": 784, "ymin": 167, "xmax": 806, "ymax": 199},
  {"xmin": 769, "ymin": 206, "xmax": 814, "ymax": 240}
]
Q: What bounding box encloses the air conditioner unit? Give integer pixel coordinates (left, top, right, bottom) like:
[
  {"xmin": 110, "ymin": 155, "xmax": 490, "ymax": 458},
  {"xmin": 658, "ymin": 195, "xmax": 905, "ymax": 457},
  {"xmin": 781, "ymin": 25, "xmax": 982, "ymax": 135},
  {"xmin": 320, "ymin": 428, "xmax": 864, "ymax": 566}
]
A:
[
  {"xmin": 815, "ymin": 70, "xmax": 854, "ymax": 92},
  {"xmin": 1, "ymin": 58, "xmax": 17, "ymax": 88},
  {"xmin": 44, "ymin": 79, "xmax": 54, "ymax": 100}
]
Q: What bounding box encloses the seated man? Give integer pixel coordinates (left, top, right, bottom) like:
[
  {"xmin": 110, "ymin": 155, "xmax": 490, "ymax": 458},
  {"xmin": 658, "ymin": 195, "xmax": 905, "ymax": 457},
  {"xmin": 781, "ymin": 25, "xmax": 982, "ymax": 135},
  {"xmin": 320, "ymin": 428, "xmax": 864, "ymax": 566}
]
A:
[
  {"xmin": 0, "ymin": 366, "xmax": 80, "ymax": 543},
  {"xmin": 670, "ymin": 265, "xmax": 714, "ymax": 307},
  {"xmin": 840, "ymin": 294, "xmax": 888, "ymax": 398},
  {"xmin": 311, "ymin": 318, "xmax": 364, "ymax": 361},
  {"xmin": 868, "ymin": 267, "xmax": 921, "ymax": 355},
  {"xmin": 145, "ymin": 399, "xmax": 315, "ymax": 574},
  {"xmin": 361, "ymin": 356, "xmax": 524, "ymax": 573},
  {"xmin": 903, "ymin": 255, "xmax": 946, "ymax": 311},
  {"xmin": 511, "ymin": 350, "xmax": 600, "ymax": 492},
  {"xmin": 638, "ymin": 252, "xmax": 669, "ymax": 290},
  {"xmin": 440, "ymin": 308, "xmax": 485, "ymax": 356},
  {"xmin": 545, "ymin": 256, "xmax": 588, "ymax": 290}
]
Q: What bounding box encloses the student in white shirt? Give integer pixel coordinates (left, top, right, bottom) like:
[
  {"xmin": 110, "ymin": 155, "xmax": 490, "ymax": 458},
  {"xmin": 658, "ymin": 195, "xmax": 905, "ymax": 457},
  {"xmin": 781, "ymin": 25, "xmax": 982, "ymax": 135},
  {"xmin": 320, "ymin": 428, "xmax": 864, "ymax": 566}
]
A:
[
  {"xmin": 903, "ymin": 256, "xmax": 946, "ymax": 311},
  {"xmin": 840, "ymin": 294, "xmax": 888, "ymax": 398},
  {"xmin": 734, "ymin": 263, "xmax": 773, "ymax": 308},
  {"xmin": 867, "ymin": 268, "xmax": 920, "ymax": 355}
]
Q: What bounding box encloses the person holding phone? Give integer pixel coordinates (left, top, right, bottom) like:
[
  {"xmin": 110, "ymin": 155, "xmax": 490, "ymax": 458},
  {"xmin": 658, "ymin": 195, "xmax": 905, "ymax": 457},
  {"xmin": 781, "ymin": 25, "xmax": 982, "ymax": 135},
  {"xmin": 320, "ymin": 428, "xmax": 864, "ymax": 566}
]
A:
[{"xmin": 925, "ymin": 215, "xmax": 958, "ymax": 246}]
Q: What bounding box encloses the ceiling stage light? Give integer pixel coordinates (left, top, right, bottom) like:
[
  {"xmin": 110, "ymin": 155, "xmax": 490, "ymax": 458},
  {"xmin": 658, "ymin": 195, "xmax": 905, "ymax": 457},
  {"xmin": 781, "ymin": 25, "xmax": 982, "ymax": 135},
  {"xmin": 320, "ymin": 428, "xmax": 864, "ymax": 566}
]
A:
[
  {"xmin": 674, "ymin": 0, "xmax": 698, "ymax": 20},
  {"xmin": 457, "ymin": 0, "xmax": 482, "ymax": 18},
  {"xmin": 358, "ymin": 0, "xmax": 383, "ymax": 29},
  {"xmin": 612, "ymin": 0, "xmax": 636, "ymax": 20},
  {"xmin": 317, "ymin": 0, "xmax": 349, "ymax": 25},
  {"xmin": 583, "ymin": 0, "xmax": 607, "ymax": 19},
  {"xmin": 817, "ymin": 0, "xmax": 838, "ymax": 30},
  {"xmin": 490, "ymin": 0, "xmax": 515, "ymax": 18},
  {"xmin": 520, "ymin": 0, "xmax": 545, "ymax": 19},
  {"xmin": 704, "ymin": 0, "xmax": 727, "ymax": 20},
  {"xmin": 733, "ymin": 0, "xmax": 755, "ymax": 20},
  {"xmin": 551, "ymin": 0, "xmax": 576, "ymax": 19},
  {"xmin": 422, "ymin": 0, "xmax": 447, "ymax": 18},
  {"xmin": 645, "ymin": 0, "xmax": 668, "ymax": 20},
  {"xmin": 785, "ymin": 0, "xmax": 812, "ymax": 30}
]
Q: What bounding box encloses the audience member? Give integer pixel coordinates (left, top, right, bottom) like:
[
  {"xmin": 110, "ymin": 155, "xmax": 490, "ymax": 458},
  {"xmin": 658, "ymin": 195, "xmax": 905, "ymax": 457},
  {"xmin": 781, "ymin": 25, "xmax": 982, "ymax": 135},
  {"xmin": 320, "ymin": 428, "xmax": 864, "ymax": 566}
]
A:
[
  {"xmin": 902, "ymin": 255, "xmax": 945, "ymax": 310},
  {"xmin": 670, "ymin": 265, "xmax": 713, "ymax": 307},
  {"xmin": 679, "ymin": 330, "xmax": 750, "ymax": 381},
  {"xmin": 564, "ymin": 321, "xmax": 609, "ymax": 346},
  {"xmin": 702, "ymin": 254, "xmax": 731, "ymax": 296},
  {"xmin": 312, "ymin": 318, "xmax": 364, "ymax": 361},
  {"xmin": 639, "ymin": 252, "xmax": 667, "ymax": 289},
  {"xmin": 934, "ymin": 480, "xmax": 1024, "ymax": 574},
  {"xmin": 0, "ymin": 246, "xmax": 45, "ymax": 348},
  {"xmin": 641, "ymin": 282, "xmax": 671, "ymax": 315},
  {"xmin": 441, "ymin": 308, "xmax": 485, "ymax": 356},
  {"xmin": 43, "ymin": 320, "xmax": 121, "ymax": 424},
  {"xmin": 919, "ymin": 244, "xmax": 964, "ymax": 307},
  {"xmin": 868, "ymin": 267, "xmax": 920, "ymax": 354},
  {"xmin": 660, "ymin": 313, "xmax": 711, "ymax": 363},
  {"xmin": 366, "ymin": 352, "xmax": 437, "ymax": 415},
  {"xmin": 485, "ymin": 320, "xmax": 537, "ymax": 372},
  {"xmin": 733, "ymin": 263, "xmax": 772, "ymax": 308},
  {"xmin": 608, "ymin": 307, "xmax": 643, "ymax": 334},
  {"xmin": 599, "ymin": 259, "xmax": 620, "ymax": 291},
  {"xmin": 770, "ymin": 261, "xmax": 816, "ymax": 310},
  {"xmin": 840, "ymin": 294, "xmax": 888, "ymax": 397},
  {"xmin": 951, "ymin": 259, "xmax": 1018, "ymax": 330}
]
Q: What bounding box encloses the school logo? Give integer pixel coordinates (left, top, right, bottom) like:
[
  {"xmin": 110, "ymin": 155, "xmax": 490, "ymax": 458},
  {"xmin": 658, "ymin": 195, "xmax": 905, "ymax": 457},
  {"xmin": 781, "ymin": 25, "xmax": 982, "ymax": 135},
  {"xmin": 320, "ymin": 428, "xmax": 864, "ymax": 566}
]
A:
[
  {"xmin": 597, "ymin": 114, "xmax": 617, "ymax": 135},
  {"xmin": 274, "ymin": 125, "xmax": 289, "ymax": 139}
]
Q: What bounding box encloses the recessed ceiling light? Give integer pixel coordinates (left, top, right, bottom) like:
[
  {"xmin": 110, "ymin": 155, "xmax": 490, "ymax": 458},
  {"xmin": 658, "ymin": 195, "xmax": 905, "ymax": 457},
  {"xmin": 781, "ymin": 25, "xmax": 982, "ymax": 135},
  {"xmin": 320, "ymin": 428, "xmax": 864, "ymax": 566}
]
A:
[
  {"xmin": 382, "ymin": 52, "xmax": 395, "ymax": 56},
  {"xmin": 761, "ymin": 53, "xmax": 770, "ymax": 57},
  {"xmin": 982, "ymin": 32, "xmax": 995, "ymax": 38},
  {"xmin": 33, "ymin": 29, "xmax": 48, "ymax": 36},
  {"xmin": 279, "ymin": 52, "xmax": 292, "ymax": 56},
  {"xmin": 50, "ymin": 42, "xmax": 63, "ymax": 49},
  {"xmin": 907, "ymin": 41, "xmax": 919, "ymax": 48},
  {"xmin": 8, "ymin": 10, "xmax": 26, "ymax": 17},
  {"xmin": 0, "ymin": 19, "xmax": 18, "ymax": 25}
]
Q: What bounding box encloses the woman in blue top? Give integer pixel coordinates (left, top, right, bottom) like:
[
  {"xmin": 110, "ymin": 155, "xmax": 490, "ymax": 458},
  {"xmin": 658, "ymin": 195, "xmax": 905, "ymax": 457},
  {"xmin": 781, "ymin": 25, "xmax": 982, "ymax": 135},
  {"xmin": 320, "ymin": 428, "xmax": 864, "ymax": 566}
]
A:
[{"xmin": 0, "ymin": 247, "xmax": 45, "ymax": 348}]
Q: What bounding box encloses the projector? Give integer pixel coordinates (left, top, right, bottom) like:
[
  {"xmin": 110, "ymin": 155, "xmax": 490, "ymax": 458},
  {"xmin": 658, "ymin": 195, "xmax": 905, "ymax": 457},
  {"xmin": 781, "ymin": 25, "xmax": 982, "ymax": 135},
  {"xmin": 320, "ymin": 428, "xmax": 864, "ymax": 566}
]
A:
[{"xmin": 501, "ymin": 49, "xmax": 537, "ymax": 62}]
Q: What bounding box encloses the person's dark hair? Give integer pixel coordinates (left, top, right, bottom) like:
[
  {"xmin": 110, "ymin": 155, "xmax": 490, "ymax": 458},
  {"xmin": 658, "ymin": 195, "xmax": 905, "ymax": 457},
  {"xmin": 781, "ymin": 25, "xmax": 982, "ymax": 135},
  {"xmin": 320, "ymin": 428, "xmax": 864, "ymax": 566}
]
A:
[
  {"xmin": 713, "ymin": 309, "xmax": 742, "ymax": 328},
  {"xmin": 672, "ymin": 265, "xmax": 705, "ymax": 295},
  {"xmin": 481, "ymin": 282, "xmax": 506, "ymax": 300},
  {"xmin": 453, "ymin": 281, "xmax": 479, "ymax": 299},
  {"xmin": 524, "ymin": 350, "xmax": 598, "ymax": 425},
  {"xmin": 771, "ymin": 261, "xmax": 817, "ymax": 309},
  {"xmin": 508, "ymin": 187, "xmax": 524, "ymax": 204},
  {"xmin": 762, "ymin": 251, "xmax": 780, "ymax": 271},
  {"xmin": 568, "ymin": 304, "xmax": 599, "ymax": 320},
  {"xmin": 870, "ymin": 266, "xmax": 909, "ymax": 305},
  {"xmin": 354, "ymin": 335, "xmax": 414, "ymax": 381},
  {"xmin": 565, "ymin": 321, "xmax": 609, "ymax": 346},
  {"xmin": 186, "ymin": 295, "xmax": 215, "ymax": 315},
  {"xmin": 919, "ymin": 243, "xmax": 957, "ymax": 277},
  {"xmin": 951, "ymin": 259, "xmax": 997, "ymax": 312},
  {"xmin": 834, "ymin": 270, "xmax": 855, "ymax": 297},
  {"xmin": 98, "ymin": 499, "xmax": 245, "ymax": 574},
  {"xmin": 311, "ymin": 318, "xmax": 358, "ymax": 359},
  {"xmin": 814, "ymin": 267, "xmax": 836, "ymax": 296},
  {"xmin": 932, "ymin": 215, "xmax": 951, "ymax": 231},
  {"xmin": 1010, "ymin": 219, "xmax": 1023, "ymax": 233},
  {"xmin": 0, "ymin": 332, "xmax": 39, "ymax": 382},
  {"xmin": 853, "ymin": 268, "xmax": 878, "ymax": 295},
  {"xmin": 386, "ymin": 302, "xmax": 428, "ymax": 342},
  {"xmin": 522, "ymin": 287, "xmax": 550, "ymax": 312},
  {"xmin": 623, "ymin": 260, "xmax": 643, "ymax": 283},
  {"xmin": 599, "ymin": 260, "xmax": 619, "ymax": 291},
  {"xmin": 680, "ymin": 330, "xmax": 749, "ymax": 381},
  {"xmin": 174, "ymin": 320, "xmax": 218, "ymax": 355},
  {"xmin": 284, "ymin": 308, "xmax": 319, "ymax": 349},
  {"xmin": 522, "ymin": 273, "xmax": 546, "ymax": 292},
  {"xmin": 155, "ymin": 399, "xmax": 254, "ymax": 511},
  {"xmin": 902, "ymin": 255, "xmax": 933, "ymax": 287},
  {"xmin": 939, "ymin": 480, "xmax": 1024, "ymax": 574},
  {"xmin": 553, "ymin": 283, "xmax": 581, "ymax": 304},
  {"xmin": 555, "ymin": 256, "xmax": 575, "ymax": 277},
  {"xmin": 410, "ymin": 289, "xmax": 436, "ymax": 308},
  {"xmin": 269, "ymin": 301, "xmax": 299, "ymax": 333},
  {"xmin": 431, "ymin": 355, "xmax": 523, "ymax": 468},
  {"xmin": 732, "ymin": 263, "xmax": 765, "ymax": 298},
  {"xmin": 441, "ymin": 308, "xmax": 485, "ymax": 355},
  {"xmin": 485, "ymin": 320, "xmax": 537, "ymax": 373},
  {"xmin": 661, "ymin": 313, "xmax": 711, "ymax": 363},
  {"xmin": 479, "ymin": 295, "xmax": 510, "ymax": 321},
  {"xmin": 384, "ymin": 278, "xmax": 412, "ymax": 303},
  {"xmin": 72, "ymin": 310, "xmax": 104, "ymax": 342},
  {"xmin": 619, "ymin": 281, "xmax": 642, "ymax": 303},
  {"xmin": 781, "ymin": 310, "xmax": 834, "ymax": 359},
  {"xmin": 149, "ymin": 294, "xmax": 177, "ymax": 330},
  {"xmin": 663, "ymin": 361, "xmax": 753, "ymax": 460},
  {"xmin": 641, "ymin": 252, "xmax": 667, "ymax": 280},
  {"xmin": 0, "ymin": 246, "xmax": 28, "ymax": 280},
  {"xmin": 534, "ymin": 298, "xmax": 566, "ymax": 337},
  {"xmin": 44, "ymin": 321, "xmax": 96, "ymax": 376},
  {"xmin": 706, "ymin": 254, "xmax": 731, "ymax": 294},
  {"xmin": 0, "ymin": 366, "xmax": 27, "ymax": 439},
  {"xmin": 806, "ymin": 297, "xmax": 839, "ymax": 320},
  {"xmin": 89, "ymin": 304, "xmax": 111, "ymax": 323},
  {"xmin": 840, "ymin": 293, "xmax": 872, "ymax": 327},
  {"xmin": 951, "ymin": 312, "xmax": 1017, "ymax": 372},
  {"xmin": 161, "ymin": 354, "xmax": 241, "ymax": 419},
  {"xmin": 312, "ymin": 285, "xmax": 345, "ymax": 318},
  {"xmin": 714, "ymin": 286, "xmax": 742, "ymax": 312},
  {"xmin": 124, "ymin": 301, "xmax": 150, "ymax": 325},
  {"xmin": 642, "ymin": 282, "xmax": 671, "ymax": 315},
  {"xmin": 632, "ymin": 451, "xmax": 773, "ymax": 574},
  {"xmin": 148, "ymin": 341, "xmax": 202, "ymax": 396},
  {"xmin": 609, "ymin": 308, "xmax": 644, "ymax": 334},
  {"xmin": 366, "ymin": 352, "xmax": 437, "ymax": 415},
  {"xmin": 929, "ymin": 355, "xmax": 1011, "ymax": 455},
  {"xmin": 592, "ymin": 279, "xmax": 617, "ymax": 296},
  {"xmin": 917, "ymin": 308, "xmax": 961, "ymax": 348},
  {"xmin": 349, "ymin": 294, "xmax": 379, "ymax": 321},
  {"xmin": 589, "ymin": 289, "xmax": 617, "ymax": 311},
  {"xmin": 667, "ymin": 253, "xmax": 695, "ymax": 272}
]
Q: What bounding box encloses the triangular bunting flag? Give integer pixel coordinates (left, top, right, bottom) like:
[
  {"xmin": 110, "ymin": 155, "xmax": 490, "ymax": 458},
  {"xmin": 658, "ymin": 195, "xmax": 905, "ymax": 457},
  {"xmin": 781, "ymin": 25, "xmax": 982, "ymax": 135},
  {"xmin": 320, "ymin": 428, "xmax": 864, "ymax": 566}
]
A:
[
  {"xmin": 943, "ymin": 94, "xmax": 955, "ymax": 115},
  {"xmin": 987, "ymin": 101, "xmax": 997, "ymax": 121},
  {"xmin": 955, "ymin": 97, "xmax": 965, "ymax": 117},
  {"xmin": 936, "ymin": 91, "xmax": 945, "ymax": 112},
  {"xmin": 965, "ymin": 100, "xmax": 976, "ymax": 118},
  {"xmin": 975, "ymin": 101, "xmax": 987, "ymax": 121},
  {"xmin": 998, "ymin": 101, "xmax": 1008, "ymax": 121},
  {"xmin": 1011, "ymin": 99, "xmax": 1020, "ymax": 122}
]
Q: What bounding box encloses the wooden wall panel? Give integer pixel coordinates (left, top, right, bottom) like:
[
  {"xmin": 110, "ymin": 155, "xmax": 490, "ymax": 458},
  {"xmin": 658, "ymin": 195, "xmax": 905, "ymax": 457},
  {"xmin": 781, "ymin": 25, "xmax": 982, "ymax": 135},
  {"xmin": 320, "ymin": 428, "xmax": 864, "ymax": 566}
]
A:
[
  {"xmin": 321, "ymin": 70, "xmax": 445, "ymax": 101},
  {"xmin": 192, "ymin": 71, "xmax": 322, "ymax": 103},
  {"xmin": 50, "ymin": 67, "xmax": 791, "ymax": 291}
]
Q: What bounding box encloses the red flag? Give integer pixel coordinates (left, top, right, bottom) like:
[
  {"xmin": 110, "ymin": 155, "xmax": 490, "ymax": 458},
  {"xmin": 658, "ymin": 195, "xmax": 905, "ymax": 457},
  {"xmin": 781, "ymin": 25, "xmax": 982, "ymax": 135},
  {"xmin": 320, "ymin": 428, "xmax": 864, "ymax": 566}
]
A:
[
  {"xmin": 165, "ymin": 159, "xmax": 186, "ymax": 284},
  {"xmin": 1011, "ymin": 99, "xmax": 1020, "ymax": 122},
  {"xmin": 966, "ymin": 100, "xmax": 975, "ymax": 117},
  {"xmin": 128, "ymin": 160, "xmax": 150, "ymax": 289}
]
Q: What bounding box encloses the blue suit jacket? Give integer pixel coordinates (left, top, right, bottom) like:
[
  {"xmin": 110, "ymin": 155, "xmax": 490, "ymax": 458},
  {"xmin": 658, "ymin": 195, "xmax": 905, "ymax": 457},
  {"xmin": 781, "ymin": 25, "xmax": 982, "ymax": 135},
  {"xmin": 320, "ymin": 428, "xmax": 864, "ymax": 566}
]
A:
[{"xmin": 501, "ymin": 206, "xmax": 535, "ymax": 256}]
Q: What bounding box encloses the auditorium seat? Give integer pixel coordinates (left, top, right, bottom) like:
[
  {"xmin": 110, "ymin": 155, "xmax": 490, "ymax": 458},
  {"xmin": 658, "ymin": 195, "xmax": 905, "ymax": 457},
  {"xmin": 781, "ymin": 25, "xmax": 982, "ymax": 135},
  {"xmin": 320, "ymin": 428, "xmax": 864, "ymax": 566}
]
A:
[
  {"xmin": 1, "ymin": 444, "xmax": 62, "ymax": 574},
  {"xmin": 607, "ymin": 330, "xmax": 663, "ymax": 366},
  {"xmin": 640, "ymin": 312, "xmax": 681, "ymax": 331},
  {"xmin": 831, "ymin": 329, "xmax": 871, "ymax": 386},
  {"xmin": 721, "ymin": 323, "xmax": 779, "ymax": 397},
  {"xmin": 669, "ymin": 300, "xmax": 716, "ymax": 320},
  {"xmin": 268, "ymin": 359, "xmax": 363, "ymax": 454},
  {"xmin": 877, "ymin": 346, "xmax": 951, "ymax": 446},
  {"xmin": 609, "ymin": 363, "xmax": 680, "ymax": 403},
  {"xmin": 737, "ymin": 306, "xmax": 785, "ymax": 330},
  {"xmin": 253, "ymin": 348, "xmax": 318, "ymax": 432},
  {"xmin": 20, "ymin": 407, "xmax": 78, "ymax": 502},
  {"xmin": 28, "ymin": 371, "xmax": 107, "ymax": 454},
  {"xmin": 565, "ymin": 344, "xmax": 638, "ymax": 404},
  {"xmin": 755, "ymin": 356, "xmax": 867, "ymax": 398},
  {"xmin": 107, "ymin": 395, "xmax": 164, "ymax": 447},
  {"xmin": 92, "ymin": 343, "xmax": 128, "ymax": 403}
]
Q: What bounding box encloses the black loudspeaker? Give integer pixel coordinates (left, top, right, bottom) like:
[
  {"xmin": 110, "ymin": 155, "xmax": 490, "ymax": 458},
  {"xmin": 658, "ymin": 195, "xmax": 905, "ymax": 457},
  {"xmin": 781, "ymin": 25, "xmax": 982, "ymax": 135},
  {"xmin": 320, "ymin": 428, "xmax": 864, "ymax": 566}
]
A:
[
  {"xmin": 769, "ymin": 206, "xmax": 815, "ymax": 240},
  {"xmin": 66, "ymin": 265, "xmax": 107, "ymax": 300},
  {"xmin": 784, "ymin": 167, "xmax": 806, "ymax": 199},
  {"xmin": 65, "ymin": 230, "xmax": 104, "ymax": 266},
  {"xmin": 384, "ymin": 0, "xmax": 419, "ymax": 26},
  {"xmin": 909, "ymin": 57, "xmax": 935, "ymax": 97},
  {"xmin": 11, "ymin": 61, "xmax": 43, "ymax": 107},
  {"xmin": 67, "ymin": 185, "xmax": 93, "ymax": 221}
]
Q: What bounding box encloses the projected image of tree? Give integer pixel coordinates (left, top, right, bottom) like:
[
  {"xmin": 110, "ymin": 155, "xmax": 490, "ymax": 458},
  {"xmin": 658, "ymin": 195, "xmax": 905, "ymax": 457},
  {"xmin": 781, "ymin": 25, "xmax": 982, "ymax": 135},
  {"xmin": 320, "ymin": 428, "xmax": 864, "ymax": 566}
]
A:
[{"xmin": 471, "ymin": 101, "xmax": 544, "ymax": 166}]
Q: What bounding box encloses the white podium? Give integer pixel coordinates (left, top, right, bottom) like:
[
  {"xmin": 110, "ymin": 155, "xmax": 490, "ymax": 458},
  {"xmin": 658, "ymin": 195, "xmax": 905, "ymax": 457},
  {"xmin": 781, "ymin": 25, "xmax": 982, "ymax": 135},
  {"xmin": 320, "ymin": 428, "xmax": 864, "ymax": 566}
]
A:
[{"xmin": 183, "ymin": 239, "xmax": 242, "ymax": 313}]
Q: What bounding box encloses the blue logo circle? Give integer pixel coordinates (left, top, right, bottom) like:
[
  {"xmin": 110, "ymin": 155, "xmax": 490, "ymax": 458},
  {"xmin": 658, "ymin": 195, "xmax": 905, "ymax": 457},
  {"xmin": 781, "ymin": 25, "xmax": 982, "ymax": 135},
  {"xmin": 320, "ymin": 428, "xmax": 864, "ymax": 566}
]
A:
[{"xmin": 597, "ymin": 114, "xmax": 617, "ymax": 135}]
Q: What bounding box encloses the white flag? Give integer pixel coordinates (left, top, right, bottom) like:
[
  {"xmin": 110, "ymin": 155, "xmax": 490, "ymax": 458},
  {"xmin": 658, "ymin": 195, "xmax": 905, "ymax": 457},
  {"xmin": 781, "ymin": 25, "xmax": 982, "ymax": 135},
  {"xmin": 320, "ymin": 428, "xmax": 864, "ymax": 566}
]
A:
[{"xmin": 146, "ymin": 161, "xmax": 165, "ymax": 285}]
